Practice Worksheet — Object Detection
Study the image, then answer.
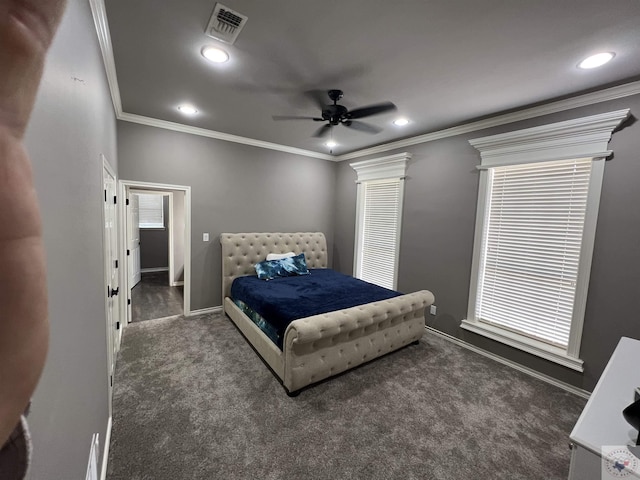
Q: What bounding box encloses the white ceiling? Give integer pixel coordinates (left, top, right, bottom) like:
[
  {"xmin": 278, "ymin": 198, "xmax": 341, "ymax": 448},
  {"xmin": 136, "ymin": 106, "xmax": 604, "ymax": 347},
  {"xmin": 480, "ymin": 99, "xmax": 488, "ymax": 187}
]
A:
[{"xmin": 103, "ymin": 0, "xmax": 640, "ymax": 156}]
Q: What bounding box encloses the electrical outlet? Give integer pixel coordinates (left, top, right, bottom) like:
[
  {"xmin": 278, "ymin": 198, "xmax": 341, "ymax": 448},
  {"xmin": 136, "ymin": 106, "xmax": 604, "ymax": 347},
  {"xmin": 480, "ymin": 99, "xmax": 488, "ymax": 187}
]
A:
[
  {"xmin": 203, "ymin": 233, "xmax": 210, "ymax": 242},
  {"xmin": 429, "ymin": 305, "xmax": 437, "ymax": 316}
]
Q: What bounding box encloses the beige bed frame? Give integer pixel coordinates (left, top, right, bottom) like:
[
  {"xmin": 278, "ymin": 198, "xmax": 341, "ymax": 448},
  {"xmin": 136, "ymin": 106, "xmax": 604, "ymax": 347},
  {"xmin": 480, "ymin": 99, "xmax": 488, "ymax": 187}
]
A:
[{"xmin": 220, "ymin": 232, "xmax": 435, "ymax": 395}]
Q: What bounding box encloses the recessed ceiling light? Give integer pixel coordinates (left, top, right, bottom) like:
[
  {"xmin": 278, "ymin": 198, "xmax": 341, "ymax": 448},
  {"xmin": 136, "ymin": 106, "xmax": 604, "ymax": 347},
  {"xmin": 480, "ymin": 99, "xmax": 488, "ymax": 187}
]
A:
[
  {"xmin": 202, "ymin": 46, "xmax": 229, "ymax": 63},
  {"xmin": 177, "ymin": 104, "xmax": 198, "ymax": 115},
  {"xmin": 326, "ymin": 141, "xmax": 337, "ymax": 148},
  {"xmin": 393, "ymin": 118, "xmax": 409, "ymax": 126},
  {"xmin": 578, "ymin": 52, "xmax": 615, "ymax": 69}
]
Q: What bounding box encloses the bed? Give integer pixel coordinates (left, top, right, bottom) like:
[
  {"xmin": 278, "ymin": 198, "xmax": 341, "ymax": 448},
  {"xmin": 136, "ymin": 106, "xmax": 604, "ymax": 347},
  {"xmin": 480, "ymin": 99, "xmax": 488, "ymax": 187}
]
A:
[{"xmin": 220, "ymin": 232, "xmax": 435, "ymax": 395}]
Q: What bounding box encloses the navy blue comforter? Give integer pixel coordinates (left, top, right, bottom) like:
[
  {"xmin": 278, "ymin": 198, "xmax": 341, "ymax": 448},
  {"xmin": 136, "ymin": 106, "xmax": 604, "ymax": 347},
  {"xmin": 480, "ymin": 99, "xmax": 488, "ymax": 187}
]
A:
[{"xmin": 231, "ymin": 269, "xmax": 401, "ymax": 347}]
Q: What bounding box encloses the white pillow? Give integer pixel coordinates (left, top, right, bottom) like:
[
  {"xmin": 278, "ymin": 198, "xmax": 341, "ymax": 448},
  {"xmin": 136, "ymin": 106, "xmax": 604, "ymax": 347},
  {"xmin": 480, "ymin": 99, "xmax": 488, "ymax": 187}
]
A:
[{"xmin": 266, "ymin": 252, "xmax": 295, "ymax": 261}]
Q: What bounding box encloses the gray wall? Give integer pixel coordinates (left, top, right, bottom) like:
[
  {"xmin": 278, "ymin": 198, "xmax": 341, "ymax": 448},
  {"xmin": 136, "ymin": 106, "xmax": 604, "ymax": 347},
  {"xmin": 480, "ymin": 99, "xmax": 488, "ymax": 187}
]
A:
[
  {"xmin": 117, "ymin": 122, "xmax": 337, "ymax": 310},
  {"xmin": 139, "ymin": 195, "xmax": 170, "ymax": 269},
  {"xmin": 334, "ymin": 94, "xmax": 640, "ymax": 392},
  {"xmin": 23, "ymin": 0, "xmax": 117, "ymax": 477}
]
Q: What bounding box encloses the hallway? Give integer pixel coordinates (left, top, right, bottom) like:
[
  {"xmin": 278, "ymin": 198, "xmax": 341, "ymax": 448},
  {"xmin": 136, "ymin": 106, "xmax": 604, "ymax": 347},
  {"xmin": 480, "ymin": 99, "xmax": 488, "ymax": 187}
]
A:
[{"xmin": 131, "ymin": 271, "xmax": 183, "ymax": 322}]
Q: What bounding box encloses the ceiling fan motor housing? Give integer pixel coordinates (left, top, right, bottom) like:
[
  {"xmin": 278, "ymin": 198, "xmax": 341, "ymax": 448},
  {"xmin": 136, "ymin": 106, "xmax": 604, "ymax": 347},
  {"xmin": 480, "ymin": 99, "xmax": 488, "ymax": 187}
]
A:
[{"xmin": 323, "ymin": 104, "xmax": 349, "ymax": 125}]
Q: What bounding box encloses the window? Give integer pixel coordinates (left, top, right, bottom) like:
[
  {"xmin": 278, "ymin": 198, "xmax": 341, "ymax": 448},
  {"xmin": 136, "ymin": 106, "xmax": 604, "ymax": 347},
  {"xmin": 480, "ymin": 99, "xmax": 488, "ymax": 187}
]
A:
[
  {"xmin": 478, "ymin": 158, "xmax": 591, "ymax": 347},
  {"xmin": 137, "ymin": 193, "xmax": 165, "ymax": 229},
  {"xmin": 351, "ymin": 153, "xmax": 409, "ymax": 290},
  {"xmin": 463, "ymin": 109, "xmax": 629, "ymax": 371}
]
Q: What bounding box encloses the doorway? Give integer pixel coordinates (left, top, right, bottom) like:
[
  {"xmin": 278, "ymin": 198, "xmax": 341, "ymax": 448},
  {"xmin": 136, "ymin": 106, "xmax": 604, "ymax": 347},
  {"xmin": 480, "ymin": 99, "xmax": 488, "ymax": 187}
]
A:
[
  {"xmin": 129, "ymin": 190, "xmax": 183, "ymax": 321},
  {"xmin": 119, "ymin": 181, "xmax": 191, "ymax": 323}
]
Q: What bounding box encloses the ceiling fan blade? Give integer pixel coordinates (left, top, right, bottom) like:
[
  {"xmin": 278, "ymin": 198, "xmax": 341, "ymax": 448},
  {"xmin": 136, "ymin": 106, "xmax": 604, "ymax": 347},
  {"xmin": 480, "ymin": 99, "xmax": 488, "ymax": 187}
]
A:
[
  {"xmin": 272, "ymin": 115, "xmax": 323, "ymax": 121},
  {"xmin": 348, "ymin": 101, "xmax": 397, "ymax": 119},
  {"xmin": 304, "ymin": 89, "xmax": 328, "ymax": 110},
  {"xmin": 343, "ymin": 120, "xmax": 382, "ymax": 134},
  {"xmin": 312, "ymin": 124, "xmax": 332, "ymax": 138}
]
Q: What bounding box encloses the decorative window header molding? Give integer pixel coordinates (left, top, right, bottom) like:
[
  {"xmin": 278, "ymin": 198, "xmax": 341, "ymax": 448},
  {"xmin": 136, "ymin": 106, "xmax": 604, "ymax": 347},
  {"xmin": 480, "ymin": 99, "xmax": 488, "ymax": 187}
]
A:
[
  {"xmin": 470, "ymin": 109, "xmax": 630, "ymax": 169},
  {"xmin": 350, "ymin": 152, "xmax": 411, "ymax": 183}
]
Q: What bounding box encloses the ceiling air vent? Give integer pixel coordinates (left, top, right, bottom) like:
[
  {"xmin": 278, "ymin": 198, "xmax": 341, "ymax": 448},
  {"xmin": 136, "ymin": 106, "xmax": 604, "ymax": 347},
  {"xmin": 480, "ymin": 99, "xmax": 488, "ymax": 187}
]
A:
[{"xmin": 205, "ymin": 3, "xmax": 248, "ymax": 45}]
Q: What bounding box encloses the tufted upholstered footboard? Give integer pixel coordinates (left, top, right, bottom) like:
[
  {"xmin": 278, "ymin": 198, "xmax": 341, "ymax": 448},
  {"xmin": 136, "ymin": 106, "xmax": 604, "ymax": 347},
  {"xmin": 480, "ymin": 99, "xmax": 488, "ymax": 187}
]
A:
[{"xmin": 220, "ymin": 232, "xmax": 435, "ymax": 394}]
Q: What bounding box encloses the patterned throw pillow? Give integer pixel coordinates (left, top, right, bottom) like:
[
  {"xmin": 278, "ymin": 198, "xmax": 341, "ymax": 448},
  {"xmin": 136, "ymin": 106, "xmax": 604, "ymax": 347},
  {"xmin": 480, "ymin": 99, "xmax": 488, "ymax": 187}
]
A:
[{"xmin": 255, "ymin": 253, "xmax": 310, "ymax": 280}]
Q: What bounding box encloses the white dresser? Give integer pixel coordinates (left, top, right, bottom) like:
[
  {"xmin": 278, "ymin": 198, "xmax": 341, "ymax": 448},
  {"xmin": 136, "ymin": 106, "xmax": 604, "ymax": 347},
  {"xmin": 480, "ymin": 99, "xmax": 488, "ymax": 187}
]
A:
[{"xmin": 569, "ymin": 337, "xmax": 640, "ymax": 479}]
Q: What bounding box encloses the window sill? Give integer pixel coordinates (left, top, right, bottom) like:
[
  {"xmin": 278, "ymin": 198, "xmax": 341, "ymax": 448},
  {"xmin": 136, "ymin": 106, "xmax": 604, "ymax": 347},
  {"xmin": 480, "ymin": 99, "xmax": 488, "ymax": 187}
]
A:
[{"xmin": 460, "ymin": 319, "xmax": 584, "ymax": 372}]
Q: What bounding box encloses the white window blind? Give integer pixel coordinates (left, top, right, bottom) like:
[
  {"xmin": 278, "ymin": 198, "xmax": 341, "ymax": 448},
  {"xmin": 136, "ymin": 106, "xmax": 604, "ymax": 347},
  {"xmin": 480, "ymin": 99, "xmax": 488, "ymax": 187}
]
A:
[
  {"xmin": 358, "ymin": 179, "xmax": 402, "ymax": 290},
  {"xmin": 476, "ymin": 158, "xmax": 592, "ymax": 348},
  {"xmin": 138, "ymin": 194, "xmax": 164, "ymax": 229}
]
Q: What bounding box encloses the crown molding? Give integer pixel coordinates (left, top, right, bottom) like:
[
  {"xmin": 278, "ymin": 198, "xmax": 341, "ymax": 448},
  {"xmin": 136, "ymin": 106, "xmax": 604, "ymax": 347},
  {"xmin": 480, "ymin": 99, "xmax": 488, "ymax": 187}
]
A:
[
  {"xmin": 335, "ymin": 81, "xmax": 640, "ymax": 162},
  {"xmin": 118, "ymin": 113, "xmax": 335, "ymax": 160},
  {"xmin": 91, "ymin": 0, "xmax": 640, "ymax": 164},
  {"xmin": 89, "ymin": 0, "xmax": 122, "ymax": 116}
]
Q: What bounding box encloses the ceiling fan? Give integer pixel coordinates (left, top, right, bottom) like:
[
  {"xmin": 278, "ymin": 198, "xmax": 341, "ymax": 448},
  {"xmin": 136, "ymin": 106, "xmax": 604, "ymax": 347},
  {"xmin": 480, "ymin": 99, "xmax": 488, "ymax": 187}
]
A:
[{"xmin": 273, "ymin": 89, "xmax": 397, "ymax": 138}]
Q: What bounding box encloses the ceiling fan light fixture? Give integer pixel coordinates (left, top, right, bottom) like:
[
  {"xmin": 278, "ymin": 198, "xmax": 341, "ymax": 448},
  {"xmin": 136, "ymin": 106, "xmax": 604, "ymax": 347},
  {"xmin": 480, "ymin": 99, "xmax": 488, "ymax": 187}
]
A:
[
  {"xmin": 177, "ymin": 104, "xmax": 198, "ymax": 115},
  {"xmin": 578, "ymin": 52, "xmax": 615, "ymax": 69},
  {"xmin": 202, "ymin": 45, "xmax": 229, "ymax": 63},
  {"xmin": 393, "ymin": 118, "xmax": 409, "ymax": 126}
]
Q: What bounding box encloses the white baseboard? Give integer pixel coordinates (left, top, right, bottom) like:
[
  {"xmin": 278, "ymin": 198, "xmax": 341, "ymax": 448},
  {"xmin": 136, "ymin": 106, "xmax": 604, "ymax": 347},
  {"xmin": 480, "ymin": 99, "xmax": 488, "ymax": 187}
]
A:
[
  {"xmin": 425, "ymin": 326, "xmax": 591, "ymax": 399},
  {"xmin": 170, "ymin": 281, "xmax": 184, "ymax": 287},
  {"xmin": 140, "ymin": 267, "xmax": 168, "ymax": 273},
  {"xmin": 187, "ymin": 306, "xmax": 223, "ymax": 317},
  {"xmin": 100, "ymin": 416, "xmax": 112, "ymax": 480}
]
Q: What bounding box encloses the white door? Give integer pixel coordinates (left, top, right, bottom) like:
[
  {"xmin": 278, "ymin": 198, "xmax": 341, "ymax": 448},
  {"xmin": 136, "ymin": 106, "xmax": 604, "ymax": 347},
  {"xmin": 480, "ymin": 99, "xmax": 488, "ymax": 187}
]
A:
[
  {"xmin": 128, "ymin": 193, "xmax": 141, "ymax": 287},
  {"xmin": 102, "ymin": 160, "xmax": 120, "ymax": 405}
]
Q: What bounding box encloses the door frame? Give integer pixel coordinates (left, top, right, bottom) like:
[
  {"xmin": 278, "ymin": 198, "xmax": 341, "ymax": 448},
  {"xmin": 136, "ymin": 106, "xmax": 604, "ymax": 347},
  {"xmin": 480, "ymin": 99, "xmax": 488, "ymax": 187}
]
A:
[
  {"xmin": 118, "ymin": 180, "xmax": 192, "ymax": 322},
  {"xmin": 101, "ymin": 155, "xmax": 119, "ymax": 415},
  {"xmin": 167, "ymin": 192, "xmax": 177, "ymax": 286},
  {"xmin": 165, "ymin": 191, "xmax": 185, "ymax": 287}
]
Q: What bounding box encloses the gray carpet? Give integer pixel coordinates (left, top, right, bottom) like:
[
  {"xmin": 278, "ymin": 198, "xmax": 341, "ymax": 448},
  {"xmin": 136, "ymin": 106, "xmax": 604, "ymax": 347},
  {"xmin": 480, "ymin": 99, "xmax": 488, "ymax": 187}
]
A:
[
  {"xmin": 107, "ymin": 313, "xmax": 586, "ymax": 480},
  {"xmin": 131, "ymin": 272, "xmax": 183, "ymax": 322}
]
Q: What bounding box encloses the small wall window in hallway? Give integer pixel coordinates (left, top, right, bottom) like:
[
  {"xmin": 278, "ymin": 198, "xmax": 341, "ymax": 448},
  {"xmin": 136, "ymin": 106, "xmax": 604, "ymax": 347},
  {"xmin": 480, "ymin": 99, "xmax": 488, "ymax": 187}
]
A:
[{"xmin": 138, "ymin": 193, "xmax": 165, "ymax": 229}]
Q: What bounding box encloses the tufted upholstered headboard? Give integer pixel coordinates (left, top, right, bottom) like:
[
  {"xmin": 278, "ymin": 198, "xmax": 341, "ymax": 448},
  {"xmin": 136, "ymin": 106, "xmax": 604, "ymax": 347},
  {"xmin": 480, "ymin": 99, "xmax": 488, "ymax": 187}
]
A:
[{"xmin": 220, "ymin": 232, "xmax": 328, "ymax": 300}]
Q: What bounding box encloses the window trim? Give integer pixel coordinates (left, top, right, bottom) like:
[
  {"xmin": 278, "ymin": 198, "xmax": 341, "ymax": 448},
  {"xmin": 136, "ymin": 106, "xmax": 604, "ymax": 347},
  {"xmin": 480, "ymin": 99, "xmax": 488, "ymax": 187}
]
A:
[
  {"xmin": 463, "ymin": 109, "xmax": 629, "ymax": 371},
  {"xmin": 351, "ymin": 152, "xmax": 410, "ymax": 290}
]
